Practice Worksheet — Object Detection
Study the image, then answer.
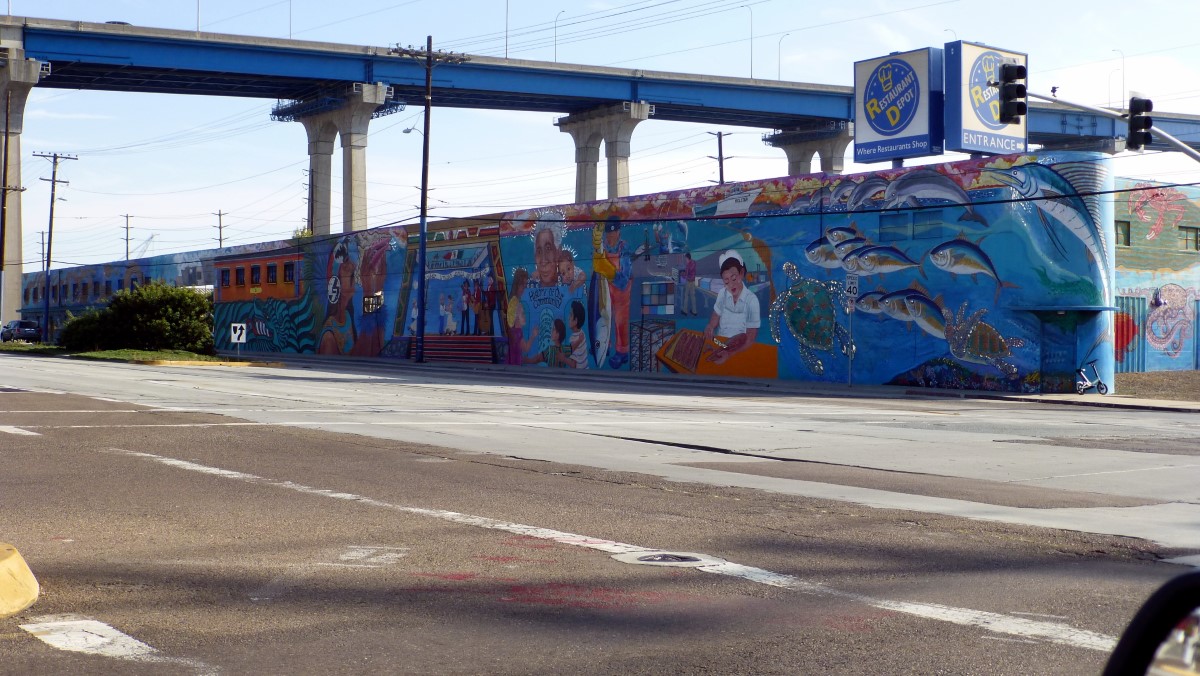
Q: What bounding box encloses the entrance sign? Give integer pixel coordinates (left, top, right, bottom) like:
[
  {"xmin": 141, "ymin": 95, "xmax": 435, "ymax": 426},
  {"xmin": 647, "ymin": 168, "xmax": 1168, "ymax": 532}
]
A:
[
  {"xmin": 853, "ymin": 48, "xmax": 944, "ymax": 163},
  {"xmin": 944, "ymin": 41, "xmax": 1028, "ymax": 154}
]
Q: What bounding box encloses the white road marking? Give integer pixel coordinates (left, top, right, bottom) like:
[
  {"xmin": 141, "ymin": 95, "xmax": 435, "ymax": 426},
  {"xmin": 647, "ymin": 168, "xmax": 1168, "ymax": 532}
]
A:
[
  {"xmin": 0, "ymin": 425, "xmax": 39, "ymax": 435},
  {"xmin": 1012, "ymin": 464, "xmax": 1200, "ymax": 481},
  {"xmin": 110, "ymin": 448, "xmax": 1118, "ymax": 652},
  {"xmin": 19, "ymin": 614, "xmax": 216, "ymax": 674},
  {"xmin": 23, "ymin": 420, "xmax": 754, "ymax": 429}
]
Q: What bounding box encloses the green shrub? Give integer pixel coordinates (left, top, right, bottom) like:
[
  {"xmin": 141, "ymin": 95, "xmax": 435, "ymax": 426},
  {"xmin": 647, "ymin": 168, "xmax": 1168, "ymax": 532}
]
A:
[{"xmin": 59, "ymin": 282, "xmax": 215, "ymax": 354}]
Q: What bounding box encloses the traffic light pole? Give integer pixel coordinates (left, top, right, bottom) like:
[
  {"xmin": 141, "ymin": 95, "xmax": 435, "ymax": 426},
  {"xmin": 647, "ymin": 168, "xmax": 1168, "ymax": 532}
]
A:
[{"xmin": 1027, "ymin": 91, "xmax": 1200, "ymax": 164}]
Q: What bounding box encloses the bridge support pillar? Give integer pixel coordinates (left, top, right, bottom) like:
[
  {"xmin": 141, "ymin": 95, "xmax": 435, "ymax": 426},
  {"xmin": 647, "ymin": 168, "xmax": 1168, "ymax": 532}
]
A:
[
  {"xmin": 0, "ymin": 48, "xmax": 43, "ymax": 323},
  {"xmin": 300, "ymin": 116, "xmax": 338, "ymax": 237},
  {"xmin": 557, "ymin": 102, "xmax": 652, "ymax": 202},
  {"xmin": 334, "ymin": 83, "xmax": 390, "ymax": 233},
  {"xmin": 763, "ymin": 121, "xmax": 854, "ymax": 176}
]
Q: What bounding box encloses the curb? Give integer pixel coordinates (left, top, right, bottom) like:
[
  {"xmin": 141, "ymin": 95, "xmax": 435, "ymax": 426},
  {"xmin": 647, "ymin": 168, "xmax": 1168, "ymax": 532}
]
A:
[
  {"xmin": 0, "ymin": 542, "xmax": 38, "ymax": 618},
  {"xmin": 130, "ymin": 359, "xmax": 284, "ymax": 368}
]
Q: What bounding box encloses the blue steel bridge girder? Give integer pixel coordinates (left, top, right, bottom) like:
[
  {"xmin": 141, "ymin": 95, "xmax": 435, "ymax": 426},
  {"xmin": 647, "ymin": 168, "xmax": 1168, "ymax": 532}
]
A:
[{"xmin": 14, "ymin": 17, "xmax": 1200, "ymax": 151}]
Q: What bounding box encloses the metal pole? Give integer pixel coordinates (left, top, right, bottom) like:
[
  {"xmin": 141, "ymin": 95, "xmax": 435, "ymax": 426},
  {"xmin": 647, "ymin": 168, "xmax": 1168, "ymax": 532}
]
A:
[
  {"xmin": 554, "ymin": 10, "xmax": 564, "ymax": 62},
  {"xmin": 716, "ymin": 131, "xmax": 725, "ymax": 184},
  {"xmin": 415, "ymin": 35, "xmax": 433, "ymax": 363},
  {"xmin": 741, "ymin": 5, "xmax": 754, "ymax": 78},
  {"xmin": 1028, "ymin": 91, "xmax": 1200, "ymax": 163},
  {"xmin": 777, "ymin": 33, "xmax": 790, "ymax": 81}
]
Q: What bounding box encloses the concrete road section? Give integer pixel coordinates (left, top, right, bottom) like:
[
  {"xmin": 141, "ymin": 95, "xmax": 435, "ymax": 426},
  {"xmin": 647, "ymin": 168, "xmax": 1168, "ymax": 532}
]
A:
[
  {"xmin": 2, "ymin": 355, "xmax": 1198, "ymax": 671},
  {"xmin": 0, "ymin": 386, "xmax": 1185, "ymax": 674}
]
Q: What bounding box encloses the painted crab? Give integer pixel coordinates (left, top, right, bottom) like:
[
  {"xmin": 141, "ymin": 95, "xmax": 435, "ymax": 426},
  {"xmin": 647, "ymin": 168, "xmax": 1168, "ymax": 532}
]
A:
[
  {"xmin": 770, "ymin": 261, "xmax": 855, "ymax": 376},
  {"xmin": 942, "ymin": 302, "xmax": 1026, "ymax": 379}
]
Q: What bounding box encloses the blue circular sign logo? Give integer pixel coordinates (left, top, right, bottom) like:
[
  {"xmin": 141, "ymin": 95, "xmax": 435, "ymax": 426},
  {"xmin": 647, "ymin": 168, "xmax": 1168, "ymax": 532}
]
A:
[
  {"xmin": 863, "ymin": 58, "xmax": 920, "ymax": 137},
  {"xmin": 969, "ymin": 50, "xmax": 1008, "ymax": 130}
]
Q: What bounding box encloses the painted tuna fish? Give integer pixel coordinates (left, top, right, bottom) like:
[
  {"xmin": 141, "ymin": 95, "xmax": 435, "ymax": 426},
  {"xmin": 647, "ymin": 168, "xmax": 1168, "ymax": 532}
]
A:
[
  {"xmin": 878, "ymin": 289, "xmax": 915, "ymax": 322},
  {"xmin": 926, "ymin": 236, "xmax": 1019, "ymax": 301},
  {"xmin": 829, "ymin": 179, "xmax": 857, "ymax": 206},
  {"xmin": 825, "ymin": 225, "xmax": 861, "ymax": 245},
  {"xmin": 833, "ymin": 236, "xmax": 870, "ymax": 259},
  {"xmin": 883, "ymin": 168, "xmax": 988, "ymax": 226},
  {"xmin": 986, "ymin": 163, "xmax": 1110, "ymax": 303},
  {"xmin": 848, "ymin": 245, "xmax": 919, "ymax": 275},
  {"xmin": 903, "ymin": 290, "xmax": 946, "ymax": 339},
  {"xmin": 804, "ymin": 236, "xmax": 842, "ymax": 269},
  {"xmin": 942, "ymin": 302, "xmax": 1026, "ymax": 379},
  {"xmin": 855, "ymin": 290, "xmax": 887, "ymax": 314},
  {"xmin": 769, "ymin": 261, "xmax": 855, "ymax": 376}
]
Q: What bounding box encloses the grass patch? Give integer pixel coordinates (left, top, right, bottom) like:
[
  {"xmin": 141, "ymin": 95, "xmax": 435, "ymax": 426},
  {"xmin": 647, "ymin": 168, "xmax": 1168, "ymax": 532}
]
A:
[
  {"xmin": 0, "ymin": 343, "xmax": 227, "ymax": 362},
  {"xmin": 73, "ymin": 348, "xmax": 227, "ymax": 363}
]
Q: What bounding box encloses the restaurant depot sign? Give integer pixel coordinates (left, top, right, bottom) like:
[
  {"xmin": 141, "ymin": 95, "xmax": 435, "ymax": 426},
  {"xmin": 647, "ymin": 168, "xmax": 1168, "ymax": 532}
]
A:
[
  {"xmin": 854, "ymin": 48, "xmax": 944, "ymax": 163},
  {"xmin": 944, "ymin": 41, "xmax": 1028, "ymax": 154}
]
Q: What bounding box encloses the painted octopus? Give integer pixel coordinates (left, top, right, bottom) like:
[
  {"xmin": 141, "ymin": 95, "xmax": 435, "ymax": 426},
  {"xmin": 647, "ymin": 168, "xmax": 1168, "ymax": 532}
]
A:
[{"xmin": 1148, "ymin": 284, "xmax": 1196, "ymax": 358}]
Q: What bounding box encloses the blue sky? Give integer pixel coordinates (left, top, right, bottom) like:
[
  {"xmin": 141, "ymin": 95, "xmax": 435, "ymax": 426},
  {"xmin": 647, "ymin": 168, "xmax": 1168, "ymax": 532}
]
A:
[{"xmin": 17, "ymin": 0, "xmax": 1200, "ymax": 268}]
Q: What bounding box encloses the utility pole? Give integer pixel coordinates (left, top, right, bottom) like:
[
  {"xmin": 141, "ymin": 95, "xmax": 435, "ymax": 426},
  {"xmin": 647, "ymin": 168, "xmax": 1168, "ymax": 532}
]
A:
[
  {"xmin": 707, "ymin": 131, "xmax": 730, "ymax": 185},
  {"xmin": 391, "ymin": 37, "xmax": 469, "ymax": 363},
  {"xmin": 213, "ymin": 210, "xmax": 226, "ymax": 247},
  {"xmin": 34, "ymin": 152, "xmax": 76, "ymax": 343},
  {"xmin": 122, "ymin": 214, "xmax": 133, "ymax": 260}
]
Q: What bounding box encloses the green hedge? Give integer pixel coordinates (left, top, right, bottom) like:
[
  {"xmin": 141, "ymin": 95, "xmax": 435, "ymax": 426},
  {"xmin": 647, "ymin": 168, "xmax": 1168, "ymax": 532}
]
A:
[{"xmin": 59, "ymin": 282, "xmax": 215, "ymax": 354}]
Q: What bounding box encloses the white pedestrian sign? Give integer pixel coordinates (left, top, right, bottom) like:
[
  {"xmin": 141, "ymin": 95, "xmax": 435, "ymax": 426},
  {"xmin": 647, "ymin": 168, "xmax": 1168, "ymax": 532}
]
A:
[{"xmin": 230, "ymin": 323, "xmax": 247, "ymax": 344}]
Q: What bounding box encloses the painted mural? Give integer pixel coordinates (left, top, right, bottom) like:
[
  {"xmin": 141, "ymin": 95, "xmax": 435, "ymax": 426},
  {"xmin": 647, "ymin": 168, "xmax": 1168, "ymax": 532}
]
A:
[
  {"xmin": 27, "ymin": 150, "xmax": 1155, "ymax": 393},
  {"xmin": 1114, "ymin": 179, "xmax": 1200, "ymax": 371}
]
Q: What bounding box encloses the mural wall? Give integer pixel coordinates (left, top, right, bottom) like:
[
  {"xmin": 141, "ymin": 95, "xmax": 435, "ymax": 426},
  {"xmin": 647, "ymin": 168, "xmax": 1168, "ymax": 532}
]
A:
[
  {"xmin": 27, "ymin": 151, "xmax": 1144, "ymax": 393},
  {"xmin": 1113, "ymin": 179, "xmax": 1200, "ymax": 372}
]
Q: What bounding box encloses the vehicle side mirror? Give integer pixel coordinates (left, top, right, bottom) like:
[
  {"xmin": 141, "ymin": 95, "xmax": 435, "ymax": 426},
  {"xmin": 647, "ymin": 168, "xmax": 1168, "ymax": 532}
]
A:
[{"xmin": 1104, "ymin": 571, "xmax": 1200, "ymax": 675}]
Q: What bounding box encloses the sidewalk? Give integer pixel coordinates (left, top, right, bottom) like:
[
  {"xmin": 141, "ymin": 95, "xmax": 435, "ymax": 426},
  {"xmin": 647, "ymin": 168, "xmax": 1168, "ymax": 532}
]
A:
[{"xmin": 223, "ymin": 351, "xmax": 1200, "ymax": 414}]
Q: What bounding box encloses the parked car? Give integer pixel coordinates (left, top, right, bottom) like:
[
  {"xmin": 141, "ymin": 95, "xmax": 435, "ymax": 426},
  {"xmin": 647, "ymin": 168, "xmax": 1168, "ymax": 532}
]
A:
[{"xmin": 1, "ymin": 319, "xmax": 40, "ymax": 342}]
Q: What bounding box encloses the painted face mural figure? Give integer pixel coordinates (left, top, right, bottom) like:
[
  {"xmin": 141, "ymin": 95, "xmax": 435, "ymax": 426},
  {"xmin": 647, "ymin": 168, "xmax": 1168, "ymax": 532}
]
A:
[
  {"xmin": 703, "ymin": 250, "xmax": 761, "ymax": 366},
  {"xmin": 600, "ymin": 216, "xmax": 633, "ymax": 369},
  {"xmin": 318, "ymin": 238, "xmax": 358, "ymax": 355},
  {"xmin": 533, "ymin": 221, "xmax": 562, "ymax": 288}
]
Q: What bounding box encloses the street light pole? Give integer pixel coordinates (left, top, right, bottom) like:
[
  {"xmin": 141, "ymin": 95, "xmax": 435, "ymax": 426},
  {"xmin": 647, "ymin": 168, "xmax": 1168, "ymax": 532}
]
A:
[
  {"xmin": 741, "ymin": 5, "xmax": 754, "ymax": 78},
  {"xmin": 1113, "ymin": 48, "xmax": 1125, "ymax": 108},
  {"xmin": 554, "ymin": 10, "xmax": 565, "ymax": 62},
  {"xmin": 777, "ymin": 33, "xmax": 790, "ymax": 80}
]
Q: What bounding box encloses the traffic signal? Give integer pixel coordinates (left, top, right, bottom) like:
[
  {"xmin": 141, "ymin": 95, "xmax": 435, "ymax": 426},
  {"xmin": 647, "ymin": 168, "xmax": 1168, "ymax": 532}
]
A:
[
  {"xmin": 997, "ymin": 63, "xmax": 1028, "ymax": 125},
  {"xmin": 1127, "ymin": 96, "xmax": 1154, "ymax": 150}
]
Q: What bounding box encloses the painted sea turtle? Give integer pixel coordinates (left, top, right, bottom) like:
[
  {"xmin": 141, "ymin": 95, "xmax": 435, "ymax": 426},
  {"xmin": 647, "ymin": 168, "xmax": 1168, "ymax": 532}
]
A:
[
  {"xmin": 769, "ymin": 261, "xmax": 855, "ymax": 376},
  {"xmin": 942, "ymin": 302, "xmax": 1026, "ymax": 379}
]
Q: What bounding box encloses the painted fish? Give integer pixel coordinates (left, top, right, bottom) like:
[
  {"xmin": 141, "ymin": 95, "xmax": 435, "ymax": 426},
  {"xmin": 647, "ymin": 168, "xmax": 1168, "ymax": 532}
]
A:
[
  {"xmin": 847, "ymin": 176, "xmax": 889, "ymax": 212},
  {"xmin": 829, "ymin": 179, "xmax": 857, "ymax": 206},
  {"xmin": 986, "ymin": 164, "xmax": 1109, "ymax": 303},
  {"xmin": 804, "ymin": 236, "xmax": 842, "ymax": 269},
  {"xmin": 883, "ymin": 168, "xmax": 988, "ymax": 226},
  {"xmin": 833, "ymin": 236, "xmax": 869, "ymax": 259},
  {"xmin": 902, "ymin": 290, "xmax": 946, "ymax": 339},
  {"xmin": 926, "ymin": 236, "xmax": 1019, "ymax": 301},
  {"xmin": 848, "ymin": 245, "xmax": 919, "ymax": 275},
  {"xmin": 878, "ymin": 289, "xmax": 915, "ymax": 322},
  {"xmin": 855, "ymin": 290, "xmax": 887, "ymax": 314},
  {"xmin": 825, "ymin": 226, "xmax": 860, "ymax": 245}
]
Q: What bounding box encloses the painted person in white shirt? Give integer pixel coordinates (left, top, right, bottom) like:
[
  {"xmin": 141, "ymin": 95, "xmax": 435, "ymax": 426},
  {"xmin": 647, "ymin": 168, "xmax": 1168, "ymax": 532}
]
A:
[{"xmin": 702, "ymin": 249, "xmax": 760, "ymax": 365}]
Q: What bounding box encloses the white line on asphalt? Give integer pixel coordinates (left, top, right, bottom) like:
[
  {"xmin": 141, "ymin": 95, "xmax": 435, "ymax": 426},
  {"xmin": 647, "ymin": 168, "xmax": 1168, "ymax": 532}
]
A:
[
  {"xmin": 24, "ymin": 420, "xmax": 754, "ymax": 429},
  {"xmin": 1012, "ymin": 464, "xmax": 1200, "ymax": 482},
  {"xmin": 109, "ymin": 448, "xmax": 1118, "ymax": 653},
  {"xmin": 19, "ymin": 615, "xmax": 216, "ymax": 674},
  {"xmin": 0, "ymin": 425, "xmax": 39, "ymax": 435}
]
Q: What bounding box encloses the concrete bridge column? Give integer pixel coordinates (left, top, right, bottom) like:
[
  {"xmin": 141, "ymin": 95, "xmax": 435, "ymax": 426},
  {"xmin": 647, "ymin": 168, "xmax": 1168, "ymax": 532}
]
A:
[
  {"xmin": 559, "ymin": 125, "xmax": 601, "ymax": 203},
  {"xmin": 299, "ymin": 115, "xmax": 337, "ymax": 237},
  {"xmin": 763, "ymin": 121, "xmax": 854, "ymax": 177},
  {"xmin": 334, "ymin": 83, "xmax": 390, "ymax": 233},
  {"xmin": 0, "ymin": 48, "xmax": 43, "ymax": 323},
  {"xmin": 557, "ymin": 102, "xmax": 652, "ymax": 202}
]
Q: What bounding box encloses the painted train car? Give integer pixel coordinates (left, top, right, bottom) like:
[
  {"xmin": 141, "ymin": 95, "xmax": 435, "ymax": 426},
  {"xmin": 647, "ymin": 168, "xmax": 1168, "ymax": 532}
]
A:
[{"xmin": 21, "ymin": 151, "xmax": 1200, "ymax": 392}]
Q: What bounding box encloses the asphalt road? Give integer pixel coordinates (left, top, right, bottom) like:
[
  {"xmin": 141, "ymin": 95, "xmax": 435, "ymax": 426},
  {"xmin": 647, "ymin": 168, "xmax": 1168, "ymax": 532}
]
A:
[{"xmin": 1, "ymin": 355, "xmax": 1196, "ymax": 674}]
